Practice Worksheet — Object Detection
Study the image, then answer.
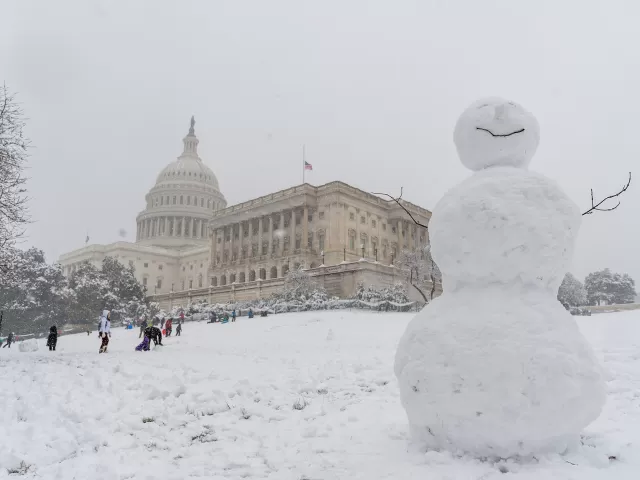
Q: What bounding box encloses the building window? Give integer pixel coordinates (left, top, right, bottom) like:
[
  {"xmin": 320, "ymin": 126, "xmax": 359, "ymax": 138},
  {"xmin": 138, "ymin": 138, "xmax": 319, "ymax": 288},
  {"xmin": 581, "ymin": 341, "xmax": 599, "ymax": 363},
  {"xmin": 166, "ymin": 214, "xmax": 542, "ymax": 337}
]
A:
[
  {"xmin": 319, "ymin": 234, "xmax": 325, "ymax": 252},
  {"xmin": 392, "ymin": 226, "xmax": 397, "ymax": 234},
  {"xmin": 349, "ymin": 235, "xmax": 355, "ymax": 250},
  {"xmin": 198, "ymin": 275, "xmax": 202, "ymax": 288},
  {"xmin": 144, "ymin": 263, "xmax": 148, "ymax": 268},
  {"xmin": 180, "ymin": 196, "xmax": 184, "ymax": 205},
  {"xmin": 182, "ymin": 266, "xmax": 185, "ymax": 272},
  {"xmin": 382, "ymin": 223, "xmax": 387, "ymax": 231},
  {"xmin": 295, "ymin": 238, "xmax": 301, "ymax": 250},
  {"xmin": 158, "ymin": 264, "xmax": 163, "ymax": 270},
  {"xmin": 143, "ymin": 277, "xmax": 148, "ymax": 286},
  {"xmin": 200, "ymin": 198, "xmax": 204, "ymax": 207},
  {"xmin": 308, "ymin": 233, "xmax": 313, "ymax": 248},
  {"xmin": 190, "ymin": 265, "xmax": 193, "ymax": 270},
  {"xmin": 360, "ymin": 216, "xmax": 366, "ymax": 224},
  {"xmin": 319, "ymin": 211, "xmax": 325, "ymax": 220},
  {"xmin": 187, "ymin": 196, "xmax": 191, "ymax": 205},
  {"xmin": 262, "ymin": 243, "xmax": 268, "ymax": 256},
  {"xmin": 208, "ymin": 199, "xmax": 212, "ymax": 208},
  {"xmin": 200, "ymin": 263, "xmax": 203, "ymax": 268},
  {"xmin": 284, "ymin": 217, "xmax": 290, "ymax": 228},
  {"xmin": 156, "ymin": 278, "xmax": 162, "ymax": 289},
  {"xmin": 189, "ymin": 280, "xmax": 193, "ymax": 289},
  {"xmin": 349, "ymin": 212, "xmax": 355, "ymax": 221},
  {"xmin": 308, "ymin": 214, "xmax": 313, "ymax": 222},
  {"xmin": 160, "ymin": 197, "xmax": 164, "ymax": 206},
  {"xmin": 372, "ymin": 220, "xmax": 377, "ymax": 228},
  {"xmin": 166, "ymin": 196, "xmax": 169, "ymax": 205},
  {"xmin": 295, "ymin": 214, "xmax": 301, "ymax": 226}
]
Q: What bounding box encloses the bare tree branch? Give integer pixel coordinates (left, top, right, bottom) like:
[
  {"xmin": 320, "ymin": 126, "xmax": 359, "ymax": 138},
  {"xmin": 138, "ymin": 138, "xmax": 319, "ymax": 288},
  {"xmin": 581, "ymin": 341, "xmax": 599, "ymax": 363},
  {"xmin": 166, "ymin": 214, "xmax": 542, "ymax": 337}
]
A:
[
  {"xmin": 372, "ymin": 187, "xmax": 429, "ymax": 229},
  {"xmin": 582, "ymin": 172, "xmax": 631, "ymax": 216}
]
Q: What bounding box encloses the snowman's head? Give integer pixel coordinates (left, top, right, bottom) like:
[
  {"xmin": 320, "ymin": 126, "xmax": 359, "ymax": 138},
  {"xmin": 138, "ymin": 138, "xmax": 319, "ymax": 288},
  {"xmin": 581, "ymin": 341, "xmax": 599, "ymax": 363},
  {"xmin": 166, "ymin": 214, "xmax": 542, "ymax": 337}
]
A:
[{"xmin": 454, "ymin": 97, "xmax": 540, "ymax": 171}]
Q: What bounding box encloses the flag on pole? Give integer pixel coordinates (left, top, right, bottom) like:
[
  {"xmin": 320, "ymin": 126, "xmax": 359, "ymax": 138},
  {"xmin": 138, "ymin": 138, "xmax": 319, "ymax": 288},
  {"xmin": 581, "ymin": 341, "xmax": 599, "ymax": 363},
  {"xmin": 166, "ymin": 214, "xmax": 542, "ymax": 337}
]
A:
[
  {"xmin": 304, "ymin": 161, "xmax": 313, "ymax": 171},
  {"xmin": 85, "ymin": 235, "xmax": 90, "ymax": 244}
]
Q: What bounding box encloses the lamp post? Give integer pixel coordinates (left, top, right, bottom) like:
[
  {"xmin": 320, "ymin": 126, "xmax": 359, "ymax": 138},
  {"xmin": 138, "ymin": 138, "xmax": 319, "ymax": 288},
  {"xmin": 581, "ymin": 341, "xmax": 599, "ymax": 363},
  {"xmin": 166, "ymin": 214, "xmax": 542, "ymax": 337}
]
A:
[
  {"xmin": 375, "ymin": 248, "xmax": 378, "ymax": 262},
  {"xmin": 361, "ymin": 244, "xmax": 365, "ymax": 259},
  {"xmin": 390, "ymin": 254, "xmax": 394, "ymax": 266},
  {"xmin": 343, "ymin": 247, "xmax": 346, "ymax": 262},
  {"xmin": 321, "ymin": 250, "xmax": 325, "ymax": 266}
]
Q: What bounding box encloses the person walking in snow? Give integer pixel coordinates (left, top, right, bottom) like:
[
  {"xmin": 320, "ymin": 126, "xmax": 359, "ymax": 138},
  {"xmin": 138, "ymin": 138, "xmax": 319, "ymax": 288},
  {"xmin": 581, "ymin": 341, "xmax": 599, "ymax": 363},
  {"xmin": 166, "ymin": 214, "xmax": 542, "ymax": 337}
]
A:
[
  {"xmin": 231, "ymin": 309, "xmax": 236, "ymax": 322},
  {"xmin": 98, "ymin": 310, "xmax": 111, "ymax": 353},
  {"xmin": 165, "ymin": 317, "xmax": 173, "ymax": 337},
  {"xmin": 208, "ymin": 311, "xmax": 217, "ymax": 323},
  {"xmin": 176, "ymin": 320, "xmax": 182, "ymax": 336},
  {"xmin": 247, "ymin": 308, "xmax": 254, "ymax": 319},
  {"xmin": 46, "ymin": 326, "xmax": 58, "ymax": 351},
  {"xmin": 2, "ymin": 332, "xmax": 14, "ymax": 348}
]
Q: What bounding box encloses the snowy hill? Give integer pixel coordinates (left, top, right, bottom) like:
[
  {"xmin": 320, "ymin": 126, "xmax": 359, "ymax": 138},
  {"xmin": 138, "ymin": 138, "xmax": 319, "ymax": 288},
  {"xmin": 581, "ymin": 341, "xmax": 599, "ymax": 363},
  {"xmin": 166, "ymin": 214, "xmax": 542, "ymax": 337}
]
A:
[{"xmin": 1, "ymin": 310, "xmax": 639, "ymax": 479}]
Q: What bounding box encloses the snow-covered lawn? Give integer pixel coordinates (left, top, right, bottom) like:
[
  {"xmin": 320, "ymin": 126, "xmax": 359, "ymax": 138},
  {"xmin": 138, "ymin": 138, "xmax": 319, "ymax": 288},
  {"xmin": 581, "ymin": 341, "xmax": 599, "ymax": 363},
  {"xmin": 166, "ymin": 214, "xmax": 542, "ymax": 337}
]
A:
[{"xmin": 1, "ymin": 310, "xmax": 639, "ymax": 479}]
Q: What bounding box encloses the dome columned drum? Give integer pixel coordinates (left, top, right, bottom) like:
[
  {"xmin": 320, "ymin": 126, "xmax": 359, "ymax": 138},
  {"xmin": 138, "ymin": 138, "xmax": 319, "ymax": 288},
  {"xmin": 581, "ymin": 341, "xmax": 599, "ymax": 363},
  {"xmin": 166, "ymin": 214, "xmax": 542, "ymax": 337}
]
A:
[{"xmin": 135, "ymin": 117, "xmax": 227, "ymax": 250}]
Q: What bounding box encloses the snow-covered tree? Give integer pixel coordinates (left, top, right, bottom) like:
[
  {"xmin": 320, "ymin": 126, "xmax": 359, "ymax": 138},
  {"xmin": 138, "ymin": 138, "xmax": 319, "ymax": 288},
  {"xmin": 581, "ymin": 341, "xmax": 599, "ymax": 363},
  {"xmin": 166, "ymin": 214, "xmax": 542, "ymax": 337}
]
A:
[
  {"xmin": 67, "ymin": 262, "xmax": 108, "ymax": 324},
  {"xmin": 396, "ymin": 246, "xmax": 441, "ymax": 302},
  {"xmin": 0, "ymin": 85, "xmax": 30, "ymax": 248},
  {"xmin": 279, "ymin": 267, "xmax": 326, "ymax": 302},
  {"xmin": 557, "ymin": 273, "xmax": 587, "ymax": 308},
  {"xmin": 0, "ymin": 247, "xmax": 73, "ymax": 333},
  {"xmin": 585, "ymin": 268, "xmax": 636, "ymax": 306}
]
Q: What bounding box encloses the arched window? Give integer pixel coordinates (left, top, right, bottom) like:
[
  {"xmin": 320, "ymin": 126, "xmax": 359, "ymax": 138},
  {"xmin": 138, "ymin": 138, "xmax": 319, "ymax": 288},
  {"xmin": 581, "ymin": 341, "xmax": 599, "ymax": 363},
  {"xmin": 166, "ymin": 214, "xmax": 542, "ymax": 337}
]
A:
[
  {"xmin": 198, "ymin": 274, "xmax": 202, "ymax": 288},
  {"xmin": 221, "ymin": 275, "xmax": 226, "ymax": 286},
  {"xmin": 160, "ymin": 197, "xmax": 163, "ymax": 206},
  {"xmin": 173, "ymin": 196, "xmax": 176, "ymax": 205},
  {"xmin": 239, "ymin": 272, "xmax": 246, "ymax": 283},
  {"xmin": 229, "ymin": 273, "xmax": 236, "ymax": 283},
  {"xmin": 180, "ymin": 195, "xmax": 184, "ymax": 205},
  {"xmin": 249, "ymin": 270, "xmax": 256, "ymax": 281},
  {"xmin": 187, "ymin": 196, "xmax": 191, "ymax": 206},
  {"xmin": 259, "ymin": 268, "xmax": 266, "ymax": 280},
  {"xmin": 270, "ymin": 266, "xmax": 278, "ymax": 278},
  {"xmin": 200, "ymin": 198, "xmax": 204, "ymax": 207},
  {"xmin": 211, "ymin": 277, "xmax": 218, "ymax": 287}
]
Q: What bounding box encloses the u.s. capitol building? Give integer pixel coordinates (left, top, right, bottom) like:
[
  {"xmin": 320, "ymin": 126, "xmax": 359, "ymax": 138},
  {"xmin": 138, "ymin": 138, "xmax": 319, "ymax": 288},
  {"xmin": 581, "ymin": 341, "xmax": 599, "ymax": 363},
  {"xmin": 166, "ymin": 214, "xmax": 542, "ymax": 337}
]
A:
[{"xmin": 58, "ymin": 119, "xmax": 433, "ymax": 310}]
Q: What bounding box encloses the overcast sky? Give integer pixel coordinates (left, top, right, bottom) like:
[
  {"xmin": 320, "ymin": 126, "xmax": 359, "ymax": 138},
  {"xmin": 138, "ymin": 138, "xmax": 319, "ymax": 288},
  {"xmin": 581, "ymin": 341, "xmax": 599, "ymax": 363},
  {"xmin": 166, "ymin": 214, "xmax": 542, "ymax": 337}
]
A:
[{"xmin": 2, "ymin": 0, "xmax": 639, "ymax": 283}]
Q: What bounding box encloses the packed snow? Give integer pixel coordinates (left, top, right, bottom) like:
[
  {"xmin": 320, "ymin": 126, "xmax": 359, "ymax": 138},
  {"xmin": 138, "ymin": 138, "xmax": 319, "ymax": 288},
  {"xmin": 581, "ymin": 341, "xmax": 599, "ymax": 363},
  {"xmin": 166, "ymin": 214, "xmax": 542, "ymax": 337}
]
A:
[
  {"xmin": 395, "ymin": 97, "xmax": 605, "ymax": 457},
  {"xmin": 1, "ymin": 310, "xmax": 640, "ymax": 479}
]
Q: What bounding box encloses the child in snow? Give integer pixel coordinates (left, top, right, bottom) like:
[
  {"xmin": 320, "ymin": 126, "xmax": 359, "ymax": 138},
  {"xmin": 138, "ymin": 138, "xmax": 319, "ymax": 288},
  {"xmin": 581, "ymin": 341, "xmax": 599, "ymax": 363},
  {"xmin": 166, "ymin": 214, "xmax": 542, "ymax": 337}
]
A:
[
  {"xmin": 46, "ymin": 326, "xmax": 58, "ymax": 351},
  {"xmin": 231, "ymin": 309, "xmax": 236, "ymax": 322},
  {"xmin": 165, "ymin": 317, "xmax": 173, "ymax": 337},
  {"xmin": 248, "ymin": 309, "xmax": 254, "ymax": 319},
  {"xmin": 98, "ymin": 310, "xmax": 111, "ymax": 353},
  {"xmin": 176, "ymin": 320, "xmax": 182, "ymax": 336},
  {"xmin": 135, "ymin": 335, "xmax": 151, "ymax": 351}
]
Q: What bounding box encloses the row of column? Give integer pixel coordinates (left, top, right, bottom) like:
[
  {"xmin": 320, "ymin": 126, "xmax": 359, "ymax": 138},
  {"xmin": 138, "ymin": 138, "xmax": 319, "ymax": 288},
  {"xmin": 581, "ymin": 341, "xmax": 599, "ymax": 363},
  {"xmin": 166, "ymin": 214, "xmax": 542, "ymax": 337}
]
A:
[
  {"xmin": 210, "ymin": 206, "xmax": 310, "ymax": 266},
  {"xmin": 137, "ymin": 216, "xmax": 207, "ymax": 241}
]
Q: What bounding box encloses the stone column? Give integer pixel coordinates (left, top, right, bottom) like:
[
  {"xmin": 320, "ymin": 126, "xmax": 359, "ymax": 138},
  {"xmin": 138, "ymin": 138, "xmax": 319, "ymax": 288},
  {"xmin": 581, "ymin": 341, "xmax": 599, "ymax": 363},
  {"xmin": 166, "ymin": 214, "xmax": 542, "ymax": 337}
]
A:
[
  {"xmin": 268, "ymin": 215, "xmax": 274, "ymax": 256},
  {"xmin": 171, "ymin": 217, "xmax": 176, "ymax": 237},
  {"xmin": 303, "ymin": 206, "xmax": 309, "ymax": 252},
  {"xmin": 290, "ymin": 209, "xmax": 296, "ymax": 252},
  {"xmin": 211, "ymin": 227, "xmax": 217, "ymax": 266},
  {"xmin": 258, "ymin": 217, "xmax": 263, "ymax": 257},
  {"xmin": 181, "ymin": 217, "xmax": 185, "ymax": 237},
  {"xmin": 221, "ymin": 226, "xmax": 226, "ymax": 263},
  {"xmin": 146, "ymin": 219, "xmax": 150, "ymax": 238},
  {"xmin": 239, "ymin": 222, "xmax": 244, "ymax": 259},
  {"xmin": 279, "ymin": 213, "xmax": 285, "ymax": 256},
  {"xmin": 229, "ymin": 224, "xmax": 235, "ymax": 261},
  {"xmin": 248, "ymin": 219, "xmax": 254, "ymax": 256}
]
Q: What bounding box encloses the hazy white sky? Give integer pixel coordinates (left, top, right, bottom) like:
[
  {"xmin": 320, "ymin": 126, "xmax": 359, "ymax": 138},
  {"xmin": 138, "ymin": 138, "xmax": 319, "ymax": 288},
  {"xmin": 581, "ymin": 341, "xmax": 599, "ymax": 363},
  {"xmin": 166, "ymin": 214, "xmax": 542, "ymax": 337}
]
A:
[{"xmin": 2, "ymin": 0, "xmax": 639, "ymax": 283}]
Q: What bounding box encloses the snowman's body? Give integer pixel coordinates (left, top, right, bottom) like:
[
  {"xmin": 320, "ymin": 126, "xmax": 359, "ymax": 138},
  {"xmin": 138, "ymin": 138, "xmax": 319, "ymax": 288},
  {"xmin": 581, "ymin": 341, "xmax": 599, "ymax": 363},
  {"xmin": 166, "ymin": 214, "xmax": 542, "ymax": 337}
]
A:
[{"xmin": 394, "ymin": 99, "xmax": 605, "ymax": 458}]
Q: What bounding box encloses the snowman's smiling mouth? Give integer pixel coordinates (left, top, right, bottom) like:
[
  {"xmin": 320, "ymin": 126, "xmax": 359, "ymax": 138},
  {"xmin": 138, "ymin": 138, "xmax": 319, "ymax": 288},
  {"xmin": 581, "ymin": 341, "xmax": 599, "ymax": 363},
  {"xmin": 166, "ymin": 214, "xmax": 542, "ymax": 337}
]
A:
[{"xmin": 476, "ymin": 127, "xmax": 525, "ymax": 137}]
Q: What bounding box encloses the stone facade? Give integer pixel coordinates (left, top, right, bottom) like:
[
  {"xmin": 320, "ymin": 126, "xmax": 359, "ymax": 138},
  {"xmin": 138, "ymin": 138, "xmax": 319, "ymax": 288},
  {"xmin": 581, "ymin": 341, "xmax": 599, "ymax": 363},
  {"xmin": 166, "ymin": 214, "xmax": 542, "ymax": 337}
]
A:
[{"xmin": 58, "ymin": 118, "xmax": 435, "ymax": 311}]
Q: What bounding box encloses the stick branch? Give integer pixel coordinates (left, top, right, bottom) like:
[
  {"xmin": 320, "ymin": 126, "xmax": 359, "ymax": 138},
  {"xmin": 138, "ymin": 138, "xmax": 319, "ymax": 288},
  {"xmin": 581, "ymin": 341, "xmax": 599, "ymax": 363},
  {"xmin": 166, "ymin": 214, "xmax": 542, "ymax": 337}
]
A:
[
  {"xmin": 372, "ymin": 187, "xmax": 429, "ymax": 229},
  {"xmin": 582, "ymin": 172, "xmax": 631, "ymax": 216}
]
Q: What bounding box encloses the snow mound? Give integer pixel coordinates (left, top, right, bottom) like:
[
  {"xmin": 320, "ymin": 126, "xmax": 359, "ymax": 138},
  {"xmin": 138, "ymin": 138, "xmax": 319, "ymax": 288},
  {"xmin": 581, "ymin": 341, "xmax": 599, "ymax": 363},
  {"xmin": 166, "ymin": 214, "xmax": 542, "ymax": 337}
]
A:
[{"xmin": 19, "ymin": 339, "xmax": 39, "ymax": 352}]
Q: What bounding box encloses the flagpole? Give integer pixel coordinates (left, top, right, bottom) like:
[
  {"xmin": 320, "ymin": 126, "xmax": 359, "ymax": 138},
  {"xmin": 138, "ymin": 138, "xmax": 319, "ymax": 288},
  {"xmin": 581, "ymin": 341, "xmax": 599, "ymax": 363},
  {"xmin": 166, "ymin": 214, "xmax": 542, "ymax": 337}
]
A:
[{"xmin": 302, "ymin": 144, "xmax": 306, "ymax": 184}]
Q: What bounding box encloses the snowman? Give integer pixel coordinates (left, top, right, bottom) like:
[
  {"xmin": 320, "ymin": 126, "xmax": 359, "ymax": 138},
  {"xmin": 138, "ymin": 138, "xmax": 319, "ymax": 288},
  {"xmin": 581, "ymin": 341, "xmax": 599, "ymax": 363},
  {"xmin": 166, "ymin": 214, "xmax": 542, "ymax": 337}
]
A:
[{"xmin": 394, "ymin": 97, "xmax": 605, "ymax": 458}]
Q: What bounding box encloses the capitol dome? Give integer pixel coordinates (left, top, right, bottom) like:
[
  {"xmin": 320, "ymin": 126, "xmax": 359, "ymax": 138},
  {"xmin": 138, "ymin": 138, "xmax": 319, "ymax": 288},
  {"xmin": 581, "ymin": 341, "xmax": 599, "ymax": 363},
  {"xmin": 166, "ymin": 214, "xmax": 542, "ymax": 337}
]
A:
[{"xmin": 135, "ymin": 117, "xmax": 227, "ymax": 250}]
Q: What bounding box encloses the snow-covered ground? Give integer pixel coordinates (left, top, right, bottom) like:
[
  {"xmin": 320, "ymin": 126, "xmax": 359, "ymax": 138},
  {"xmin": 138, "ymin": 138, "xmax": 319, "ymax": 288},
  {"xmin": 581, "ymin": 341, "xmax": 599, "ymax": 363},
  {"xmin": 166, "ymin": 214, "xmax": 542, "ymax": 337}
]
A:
[{"xmin": 1, "ymin": 310, "xmax": 639, "ymax": 479}]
